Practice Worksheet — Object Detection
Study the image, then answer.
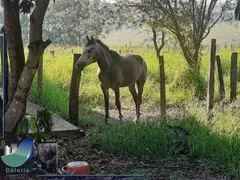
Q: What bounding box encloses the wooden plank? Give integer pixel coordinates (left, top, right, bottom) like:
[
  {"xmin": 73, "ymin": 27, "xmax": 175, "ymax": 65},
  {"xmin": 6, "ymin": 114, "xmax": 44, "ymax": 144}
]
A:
[
  {"xmin": 216, "ymin": 55, "xmax": 225, "ymax": 101},
  {"xmin": 159, "ymin": 56, "xmax": 166, "ymax": 118},
  {"xmin": 230, "ymin": 52, "xmax": 238, "ymax": 102},
  {"xmin": 207, "ymin": 39, "xmax": 216, "ymax": 121},
  {"xmin": 26, "ymin": 102, "xmax": 81, "ymax": 137},
  {"xmin": 69, "ymin": 54, "xmax": 81, "ymax": 125}
]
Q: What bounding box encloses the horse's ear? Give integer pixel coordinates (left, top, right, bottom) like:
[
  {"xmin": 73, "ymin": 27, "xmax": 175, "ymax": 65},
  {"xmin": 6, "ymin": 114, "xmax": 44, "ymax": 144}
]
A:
[
  {"xmin": 86, "ymin": 35, "xmax": 90, "ymax": 41},
  {"xmin": 91, "ymin": 35, "xmax": 95, "ymax": 43}
]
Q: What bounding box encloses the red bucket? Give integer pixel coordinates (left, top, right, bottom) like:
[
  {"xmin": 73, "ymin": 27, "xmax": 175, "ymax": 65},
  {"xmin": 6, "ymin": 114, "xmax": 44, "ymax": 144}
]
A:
[{"xmin": 61, "ymin": 161, "xmax": 90, "ymax": 175}]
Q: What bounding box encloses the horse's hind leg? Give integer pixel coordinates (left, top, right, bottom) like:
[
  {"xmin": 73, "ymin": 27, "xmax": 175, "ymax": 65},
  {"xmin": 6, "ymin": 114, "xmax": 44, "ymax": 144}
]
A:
[
  {"xmin": 136, "ymin": 81, "xmax": 144, "ymax": 120},
  {"xmin": 113, "ymin": 87, "xmax": 123, "ymax": 121},
  {"xmin": 101, "ymin": 84, "xmax": 109, "ymax": 124},
  {"xmin": 128, "ymin": 84, "xmax": 138, "ymax": 121}
]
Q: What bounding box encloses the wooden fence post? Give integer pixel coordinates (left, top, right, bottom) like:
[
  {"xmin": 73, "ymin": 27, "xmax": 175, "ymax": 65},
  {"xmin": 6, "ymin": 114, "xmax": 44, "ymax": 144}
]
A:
[
  {"xmin": 159, "ymin": 56, "xmax": 166, "ymax": 118},
  {"xmin": 230, "ymin": 52, "xmax": 238, "ymax": 102},
  {"xmin": 216, "ymin": 55, "xmax": 225, "ymax": 101},
  {"xmin": 69, "ymin": 53, "xmax": 81, "ymax": 125},
  {"xmin": 207, "ymin": 39, "xmax": 216, "ymax": 121},
  {"xmin": 37, "ymin": 53, "xmax": 43, "ymax": 98}
]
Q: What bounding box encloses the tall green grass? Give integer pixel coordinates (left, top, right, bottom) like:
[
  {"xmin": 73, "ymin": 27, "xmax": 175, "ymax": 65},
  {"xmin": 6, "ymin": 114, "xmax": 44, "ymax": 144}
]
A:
[
  {"xmin": 28, "ymin": 79, "xmax": 69, "ymax": 117},
  {"xmin": 85, "ymin": 116, "xmax": 240, "ymax": 177}
]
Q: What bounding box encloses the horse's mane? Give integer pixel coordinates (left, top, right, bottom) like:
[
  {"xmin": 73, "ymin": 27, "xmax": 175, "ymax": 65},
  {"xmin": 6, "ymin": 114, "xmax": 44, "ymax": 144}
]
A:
[
  {"xmin": 95, "ymin": 39, "xmax": 109, "ymax": 50},
  {"xmin": 95, "ymin": 39, "xmax": 120, "ymax": 59}
]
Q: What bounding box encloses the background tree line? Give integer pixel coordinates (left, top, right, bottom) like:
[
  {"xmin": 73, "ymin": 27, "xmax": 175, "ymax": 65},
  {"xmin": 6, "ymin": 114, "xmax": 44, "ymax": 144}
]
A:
[{"xmin": 1, "ymin": 0, "xmax": 128, "ymax": 46}]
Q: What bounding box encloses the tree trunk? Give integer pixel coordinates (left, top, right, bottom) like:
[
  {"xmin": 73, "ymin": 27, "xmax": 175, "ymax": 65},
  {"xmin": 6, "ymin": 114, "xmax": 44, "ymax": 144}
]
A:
[
  {"xmin": 3, "ymin": 0, "xmax": 25, "ymax": 107},
  {"xmin": 5, "ymin": 0, "xmax": 51, "ymax": 133},
  {"xmin": 176, "ymin": 33, "xmax": 201, "ymax": 72}
]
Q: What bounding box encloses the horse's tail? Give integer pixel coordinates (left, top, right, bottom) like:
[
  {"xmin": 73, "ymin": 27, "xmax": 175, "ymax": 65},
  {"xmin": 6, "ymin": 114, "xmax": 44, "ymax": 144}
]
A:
[
  {"xmin": 138, "ymin": 56, "xmax": 147, "ymax": 83},
  {"xmin": 142, "ymin": 57, "xmax": 147, "ymax": 73}
]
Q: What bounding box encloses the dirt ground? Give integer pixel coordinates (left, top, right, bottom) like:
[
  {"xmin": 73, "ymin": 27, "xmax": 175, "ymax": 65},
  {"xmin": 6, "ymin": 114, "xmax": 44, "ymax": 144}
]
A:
[
  {"xmin": 22, "ymin": 134, "xmax": 235, "ymax": 180},
  {"xmin": 55, "ymin": 134, "xmax": 237, "ymax": 180},
  {"xmin": 90, "ymin": 103, "xmax": 189, "ymax": 124}
]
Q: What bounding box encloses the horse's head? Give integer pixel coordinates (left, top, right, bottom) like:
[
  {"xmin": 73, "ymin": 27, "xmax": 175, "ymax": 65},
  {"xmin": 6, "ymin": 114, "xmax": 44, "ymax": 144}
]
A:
[{"xmin": 76, "ymin": 35, "xmax": 98, "ymax": 70}]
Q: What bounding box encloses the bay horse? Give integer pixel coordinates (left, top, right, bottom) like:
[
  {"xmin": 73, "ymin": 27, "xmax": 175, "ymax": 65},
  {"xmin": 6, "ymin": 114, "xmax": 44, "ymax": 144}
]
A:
[{"xmin": 76, "ymin": 35, "xmax": 147, "ymax": 123}]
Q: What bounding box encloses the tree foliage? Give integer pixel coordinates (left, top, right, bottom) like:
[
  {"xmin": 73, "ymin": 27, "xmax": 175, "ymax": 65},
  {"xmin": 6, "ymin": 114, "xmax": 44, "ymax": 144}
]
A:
[
  {"xmin": 122, "ymin": 0, "xmax": 235, "ymax": 71},
  {"xmin": 17, "ymin": 0, "xmax": 128, "ymax": 45}
]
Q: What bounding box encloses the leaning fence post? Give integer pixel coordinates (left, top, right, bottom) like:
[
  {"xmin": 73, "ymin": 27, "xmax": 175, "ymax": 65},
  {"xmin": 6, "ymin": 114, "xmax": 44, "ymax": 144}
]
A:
[
  {"xmin": 207, "ymin": 39, "xmax": 216, "ymax": 121},
  {"xmin": 159, "ymin": 56, "xmax": 166, "ymax": 118},
  {"xmin": 216, "ymin": 55, "xmax": 225, "ymax": 101},
  {"xmin": 69, "ymin": 53, "xmax": 81, "ymax": 125},
  {"xmin": 230, "ymin": 52, "xmax": 238, "ymax": 102}
]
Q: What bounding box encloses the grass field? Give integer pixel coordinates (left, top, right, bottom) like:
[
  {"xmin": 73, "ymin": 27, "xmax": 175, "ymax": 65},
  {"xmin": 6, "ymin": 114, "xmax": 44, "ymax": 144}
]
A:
[{"xmin": 26, "ymin": 45, "xmax": 240, "ymax": 177}]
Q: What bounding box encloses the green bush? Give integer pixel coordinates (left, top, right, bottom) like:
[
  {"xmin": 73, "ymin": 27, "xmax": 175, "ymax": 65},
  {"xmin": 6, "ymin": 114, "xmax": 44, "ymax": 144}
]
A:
[{"xmin": 170, "ymin": 68, "xmax": 206, "ymax": 99}]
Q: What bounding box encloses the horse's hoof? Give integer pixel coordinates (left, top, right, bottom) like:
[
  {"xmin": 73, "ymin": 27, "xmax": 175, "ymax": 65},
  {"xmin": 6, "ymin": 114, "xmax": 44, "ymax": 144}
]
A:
[{"xmin": 133, "ymin": 117, "xmax": 138, "ymax": 123}]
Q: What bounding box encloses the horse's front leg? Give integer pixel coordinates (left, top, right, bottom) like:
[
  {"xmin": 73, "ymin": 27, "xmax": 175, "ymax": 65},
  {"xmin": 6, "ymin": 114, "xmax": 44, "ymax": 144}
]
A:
[
  {"xmin": 101, "ymin": 84, "xmax": 109, "ymax": 124},
  {"xmin": 113, "ymin": 87, "xmax": 123, "ymax": 121}
]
